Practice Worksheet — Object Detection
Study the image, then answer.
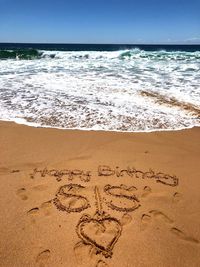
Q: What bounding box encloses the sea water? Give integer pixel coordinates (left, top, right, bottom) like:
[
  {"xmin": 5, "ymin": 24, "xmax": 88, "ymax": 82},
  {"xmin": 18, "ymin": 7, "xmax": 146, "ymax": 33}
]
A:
[{"xmin": 0, "ymin": 43, "xmax": 199, "ymax": 132}]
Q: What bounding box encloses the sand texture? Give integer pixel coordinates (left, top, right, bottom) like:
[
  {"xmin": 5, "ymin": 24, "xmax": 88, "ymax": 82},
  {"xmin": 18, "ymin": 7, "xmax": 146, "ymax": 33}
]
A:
[{"xmin": 0, "ymin": 121, "xmax": 200, "ymax": 267}]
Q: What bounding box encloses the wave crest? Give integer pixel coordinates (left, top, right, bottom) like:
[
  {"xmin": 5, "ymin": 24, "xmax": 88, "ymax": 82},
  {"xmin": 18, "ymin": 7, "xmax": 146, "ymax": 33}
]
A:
[
  {"xmin": 0, "ymin": 49, "xmax": 41, "ymax": 60},
  {"xmin": 119, "ymin": 49, "xmax": 200, "ymax": 60}
]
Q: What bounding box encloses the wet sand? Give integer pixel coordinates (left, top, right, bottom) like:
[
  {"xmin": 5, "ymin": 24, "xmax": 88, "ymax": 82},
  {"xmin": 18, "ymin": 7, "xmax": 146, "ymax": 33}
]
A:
[{"xmin": 0, "ymin": 121, "xmax": 200, "ymax": 267}]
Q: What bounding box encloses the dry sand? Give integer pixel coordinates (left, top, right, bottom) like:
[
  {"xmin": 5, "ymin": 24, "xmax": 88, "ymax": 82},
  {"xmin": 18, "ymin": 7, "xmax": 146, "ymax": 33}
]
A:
[{"xmin": 0, "ymin": 121, "xmax": 200, "ymax": 267}]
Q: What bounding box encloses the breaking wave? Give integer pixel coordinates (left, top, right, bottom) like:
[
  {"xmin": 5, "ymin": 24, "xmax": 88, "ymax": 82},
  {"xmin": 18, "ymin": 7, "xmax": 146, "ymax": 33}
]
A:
[{"xmin": 1, "ymin": 48, "xmax": 200, "ymax": 61}]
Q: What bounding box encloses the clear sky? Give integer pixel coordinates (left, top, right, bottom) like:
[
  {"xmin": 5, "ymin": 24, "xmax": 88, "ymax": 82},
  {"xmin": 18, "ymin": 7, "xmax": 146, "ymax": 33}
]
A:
[{"xmin": 0, "ymin": 0, "xmax": 200, "ymax": 44}]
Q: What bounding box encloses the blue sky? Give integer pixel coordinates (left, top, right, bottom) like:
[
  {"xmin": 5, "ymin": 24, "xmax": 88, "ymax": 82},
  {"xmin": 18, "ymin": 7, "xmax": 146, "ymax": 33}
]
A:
[{"xmin": 0, "ymin": 0, "xmax": 200, "ymax": 43}]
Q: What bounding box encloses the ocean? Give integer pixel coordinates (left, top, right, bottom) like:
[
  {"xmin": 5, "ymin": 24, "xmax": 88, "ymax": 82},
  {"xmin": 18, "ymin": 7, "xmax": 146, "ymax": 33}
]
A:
[{"xmin": 0, "ymin": 43, "xmax": 200, "ymax": 132}]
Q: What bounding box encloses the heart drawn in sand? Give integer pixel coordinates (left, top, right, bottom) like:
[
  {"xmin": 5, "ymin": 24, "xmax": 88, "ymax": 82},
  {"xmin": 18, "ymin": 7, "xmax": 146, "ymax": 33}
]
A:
[{"xmin": 76, "ymin": 215, "xmax": 122, "ymax": 257}]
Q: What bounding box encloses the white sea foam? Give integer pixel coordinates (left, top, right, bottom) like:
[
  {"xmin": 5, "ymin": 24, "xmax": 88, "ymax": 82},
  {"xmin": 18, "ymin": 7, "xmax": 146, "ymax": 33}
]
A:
[{"xmin": 0, "ymin": 49, "xmax": 199, "ymax": 132}]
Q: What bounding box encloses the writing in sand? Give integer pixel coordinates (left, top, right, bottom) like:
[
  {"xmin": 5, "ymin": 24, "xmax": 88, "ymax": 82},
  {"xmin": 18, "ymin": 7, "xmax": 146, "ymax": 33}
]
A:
[{"xmin": 30, "ymin": 165, "xmax": 179, "ymax": 187}]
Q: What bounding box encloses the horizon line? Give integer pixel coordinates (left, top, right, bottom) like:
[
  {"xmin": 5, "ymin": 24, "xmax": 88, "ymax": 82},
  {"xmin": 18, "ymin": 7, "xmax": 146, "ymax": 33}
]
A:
[{"xmin": 0, "ymin": 42, "xmax": 200, "ymax": 45}]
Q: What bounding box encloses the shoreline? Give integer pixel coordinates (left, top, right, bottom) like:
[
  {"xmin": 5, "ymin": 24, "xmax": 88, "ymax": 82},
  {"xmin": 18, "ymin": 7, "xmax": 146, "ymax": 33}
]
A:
[
  {"xmin": 0, "ymin": 120, "xmax": 200, "ymax": 267},
  {"xmin": 1, "ymin": 118, "xmax": 199, "ymax": 134}
]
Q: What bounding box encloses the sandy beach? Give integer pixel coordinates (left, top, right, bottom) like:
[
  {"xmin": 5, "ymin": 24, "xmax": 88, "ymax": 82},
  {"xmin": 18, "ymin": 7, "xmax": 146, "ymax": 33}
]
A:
[{"xmin": 0, "ymin": 121, "xmax": 200, "ymax": 267}]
